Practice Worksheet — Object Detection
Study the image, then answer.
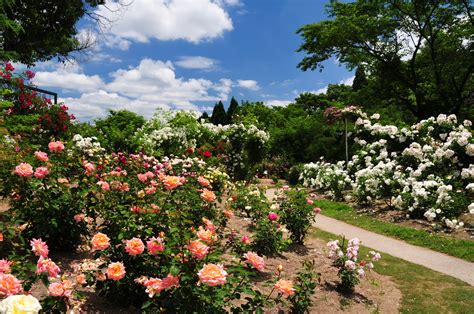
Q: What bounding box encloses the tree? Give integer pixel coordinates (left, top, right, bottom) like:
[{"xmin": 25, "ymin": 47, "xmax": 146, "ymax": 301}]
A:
[
  {"xmin": 94, "ymin": 110, "xmax": 145, "ymax": 152},
  {"xmin": 210, "ymin": 101, "xmax": 227, "ymax": 125},
  {"xmin": 0, "ymin": 0, "xmax": 106, "ymax": 65},
  {"xmin": 297, "ymin": 0, "xmax": 473, "ymax": 119},
  {"xmin": 352, "ymin": 67, "xmax": 368, "ymax": 91},
  {"xmin": 294, "ymin": 92, "xmax": 331, "ymax": 112},
  {"xmin": 199, "ymin": 111, "xmax": 209, "ymax": 121},
  {"xmin": 226, "ymin": 97, "xmax": 239, "ymax": 124}
]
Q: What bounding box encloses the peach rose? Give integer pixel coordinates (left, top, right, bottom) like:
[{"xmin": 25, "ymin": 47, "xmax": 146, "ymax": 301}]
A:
[
  {"xmin": 197, "ymin": 176, "xmax": 210, "ymax": 187},
  {"xmin": 107, "ymin": 262, "xmax": 126, "ymax": 281},
  {"xmin": 34, "ymin": 166, "xmax": 49, "ymax": 179},
  {"xmin": 48, "ymin": 141, "xmax": 64, "ymax": 153},
  {"xmin": 274, "ymin": 279, "xmax": 295, "ymax": 297},
  {"xmin": 36, "ymin": 257, "xmax": 60, "ymax": 278},
  {"xmin": 197, "ymin": 263, "xmax": 227, "ymax": 287},
  {"xmin": 137, "ymin": 173, "xmax": 148, "ymax": 183},
  {"xmin": 15, "ymin": 163, "xmax": 33, "ymax": 177},
  {"xmin": 144, "ymin": 277, "xmax": 163, "ymax": 297},
  {"xmin": 34, "ymin": 151, "xmax": 49, "ymax": 162},
  {"xmin": 196, "ymin": 226, "xmax": 216, "ymax": 244},
  {"xmin": 162, "ymin": 176, "xmax": 183, "ymax": 190},
  {"xmin": 0, "ymin": 273, "xmax": 22, "ymax": 297},
  {"xmin": 224, "ymin": 209, "xmax": 234, "ymax": 219},
  {"xmin": 0, "ymin": 259, "xmax": 12, "ymax": 274},
  {"xmin": 91, "ymin": 233, "xmax": 110, "ymax": 251},
  {"xmin": 243, "ymin": 251, "xmax": 265, "ymax": 271},
  {"xmin": 30, "ymin": 238, "xmax": 49, "ymax": 257},
  {"xmin": 187, "ymin": 240, "xmax": 209, "ymax": 260},
  {"xmin": 146, "ymin": 237, "xmax": 165, "ymax": 255},
  {"xmin": 125, "ymin": 238, "xmax": 145, "ymax": 256},
  {"xmin": 47, "ymin": 282, "xmax": 64, "ymax": 297},
  {"xmin": 161, "ymin": 274, "xmax": 179, "ymax": 289},
  {"xmin": 200, "ymin": 189, "xmax": 216, "ymax": 202},
  {"xmin": 76, "ymin": 274, "xmax": 87, "ymax": 285},
  {"xmin": 97, "ymin": 180, "xmax": 110, "ymax": 191}
]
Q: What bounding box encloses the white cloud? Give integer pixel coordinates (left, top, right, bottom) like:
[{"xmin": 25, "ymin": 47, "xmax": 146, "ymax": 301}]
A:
[
  {"xmin": 175, "ymin": 56, "xmax": 218, "ymax": 70},
  {"xmin": 314, "ymin": 87, "xmax": 328, "ymax": 95},
  {"xmin": 265, "ymin": 100, "xmax": 291, "ymax": 107},
  {"xmin": 236, "ymin": 79, "xmax": 259, "ymax": 90},
  {"xmin": 34, "ymin": 64, "xmax": 105, "ymax": 93},
  {"xmin": 49, "ymin": 58, "xmax": 238, "ymax": 121},
  {"xmin": 312, "ymin": 75, "xmax": 355, "ymax": 95},
  {"xmin": 95, "ymin": 0, "xmax": 233, "ymax": 44}
]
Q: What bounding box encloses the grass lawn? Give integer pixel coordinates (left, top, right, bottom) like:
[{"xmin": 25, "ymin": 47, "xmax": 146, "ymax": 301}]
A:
[
  {"xmin": 312, "ymin": 228, "xmax": 474, "ymax": 313},
  {"xmin": 314, "ymin": 199, "xmax": 474, "ymax": 262}
]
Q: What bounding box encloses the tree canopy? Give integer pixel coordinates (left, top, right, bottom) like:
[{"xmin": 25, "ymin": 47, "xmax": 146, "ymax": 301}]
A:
[
  {"xmin": 297, "ymin": 0, "xmax": 473, "ymax": 119},
  {"xmin": 0, "ymin": 0, "xmax": 105, "ymax": 65}
]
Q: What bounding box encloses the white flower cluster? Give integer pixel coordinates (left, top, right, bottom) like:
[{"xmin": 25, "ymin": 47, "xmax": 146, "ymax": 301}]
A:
[
  {"xmin": 300, "ymin": 159, "xmax": 350, "ymax": 199},
  {"xmin": 302, "ymin": 112, "xmax": 473, "ymax": 229},
  {"xmin": 72, "ymin": 134, "xmax": 105, "ymax": 157}
]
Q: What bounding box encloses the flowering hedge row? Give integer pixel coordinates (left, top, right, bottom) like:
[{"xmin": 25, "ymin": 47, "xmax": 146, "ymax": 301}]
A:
[{"xmin": 301, "ymin": 110, "xmax": 473, "ymax": 229}]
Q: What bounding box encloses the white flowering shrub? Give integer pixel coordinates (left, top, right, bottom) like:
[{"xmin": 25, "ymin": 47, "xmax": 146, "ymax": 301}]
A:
[
  {"xmin": 71, "ymin": 134, "xmax": 105, "ymax": 158},
  {"xmin": 134, "ymin": 109, "xmax": 269, "ymax": 180},
  {"xmin": 301, "ymin": 111, "xmax": 473, "ymax": 229},
  {"xmin": 300, "ymin": 160, "xmax": 350, "ymax": 200}
]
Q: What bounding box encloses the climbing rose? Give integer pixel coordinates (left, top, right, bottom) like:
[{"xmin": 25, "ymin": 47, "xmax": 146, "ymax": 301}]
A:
[
  {"xmin": 200, "ymin": 189, "xmax": 216, "ymax": 202},
  {"xmin": 0, "ymin": 274, "xmax": 22, "ymax": 297},
  {"xmin": 125, "ymin": 238, "xmax": 145, "ymax": 256},
  {"xmin": 274, "ymin": 279, "xmax": 295, "ymax": 297},
  {"xmin": 30, "ymin": 238, "xmax": 49, "ymax": 257},
  {"xmin": 187, "ymin": 240, "xmax": 209, "ymax": 260},
  {"xmin": 198, "ymin": 264, "xmax": 227, "ymax": 286},
  {"xmin": 34, "ymin": 151, "xmax": 49, "ymax": 162},
  {"xmin": 243, "ymin": 251, "xmax": 265, "ymax": 271},
  {"xmin": 91, "ymin": 233, "xmax": 110, "ymax": 251},
  {"xmin": 15, "ymin": 163, "xmax": 33, "ymax": 177},
  {"xmin": 48, "ymin": 141, "xmax": 64, "ymax": 153},
  {"xmin": 34, "ymin": 167, "xmax": 49, "ymax": 179},
  {"xmin": 106, "ymin": 262, "xmax": 126, "ymax": 281}
]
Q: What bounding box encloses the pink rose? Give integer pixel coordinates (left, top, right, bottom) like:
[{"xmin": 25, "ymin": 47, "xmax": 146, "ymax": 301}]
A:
[
  {"xmin": 48, "ymin": 141, "xmax": 65, "ymax": 153},
  {"xmin": 313, "ymin": 207, "xmax": 321, "ymax": 214},
  {"xmin": 125, "ymin": 238, "xmax": 145, "ymax": 256},
  {"xmin": 268, "ymin": 212, "xmax": 279, "ymax": 221},
  {"xmin": 34, "ymin": 166, "xmax": 49, "ymax": 179},
  {"xmin": 34, "ymin": 151, "xmax": 49, "ymax": 162},
  {"xmin": 15, "ymin": 163, "xmax": 33, "ymax": 177}
]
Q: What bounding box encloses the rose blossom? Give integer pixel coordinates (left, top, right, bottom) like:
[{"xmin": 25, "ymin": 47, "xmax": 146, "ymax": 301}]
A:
[
  {"xmin": 34, "ymin": 151, "xmax": 49, "ymax": 162},
  {"xmin": 162, "ymin": 176, "xmax": 183, "ymax": 190},
  {"xmin": 0, "ymin": 273, "xmax": 22, "ymax": 297},
  {"xmin": 15, "ymin": 163, "xmax": 33, "ymax": 177},
  {"xmin": 200, "ymin": 189, "xmax": 216, "ymax": 202},
  {"xmin": 161, "ymin": 274, "xmax": 179, "ymax": 289},
  {"xmin": 313, "ymin": 207, "xmax": 321, "ymax": 214},
  {"xmin": 0, "ymin": 295, "xmax": 42, "ymax": 313},
  {"xmin": 143, "ymin": 278, "xmax": 163, "ymax": 297},
  {"xmin": 91, "ymin": 233, "xmax": 110, "ymax": 251},
  {"xmin": 306, "ymin": 198, "xmax": 314, "ymax": 205},
  {"xmin": 196, "ymin": 226, "xmax": 216, "ymax": 243},
  {"xmin": 0, "ymin": 260, "xmax": 12, "ymax": 274},
  {"xmin": 48, "ymin": 141, "xmax": 64, "ymax": 153},
  {"xmin": 268, "ymin": 212, "xmax": 279, "ymax": 221},
  {"xmin": 36, "ymin": 257, "xmax": 60, "ymax": 278},
  {"xmin": 106, "ymin": 262, "xmax": 126, "ymax": 281},
  {"xmin": 241, "ymin": 236, "xmax": 251, "ymax": 245},
  {"xmin": 224, "ymin": 209, "xmax": 234, "ymax": 219},
  {"xmin": 243, "ymin": 252, "xmax": 265, "ymax": 271},
  {"xmin": 76, "ymin": 274, "xmax": 87, "ymax": 285},
  {"xmin": 34, "ymin": 167, "xmax": 49, "ymax": 179},
  {"xmin": 198, "ymin": 263, "xmax": 227, "ymax": 286},
  {"xmin": 274, "ymin": 279, "xmax": 295, "ymax": 297},
  {"xmin": 137, "ymin": 173, "xmax": 148, "ymax": 182},
  {"xmin": 187, "ymin": 240, "xmax": 209, "ymax": 260},
  {"xmin": 125, "ymin": 238, "xmax": 145, "ymax": 256},
  {"xmin": 345, "ymin": 260, "xmax": 356, "ymax": 271},
  {"xmin": 147, "ymin": 237, "xmax": 165, "ymax": 255},
  {"xmin": 30, "ymin": 238, "xmax": 49, "ymax": 257},
  {"xmin": 197, "ymin": 176, "xmax": 211, "ymax": 187},
  {"xmin": 48, "ymin": 281, "xmax": 73, "ymax": 297}
]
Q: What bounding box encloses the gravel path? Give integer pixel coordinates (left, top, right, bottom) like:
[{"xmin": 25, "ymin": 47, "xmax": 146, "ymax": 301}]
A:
[{"xmin": 266, "ymin": 188, "xmax": 474, "ymax": 286}]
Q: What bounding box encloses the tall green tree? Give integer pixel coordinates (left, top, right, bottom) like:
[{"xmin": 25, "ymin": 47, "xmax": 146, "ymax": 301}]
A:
[
  {"xmin": 0, "ymin": 0, "xmax": 106, "ymax": 65},
  {"xmin": 226, "ymin": 97, "xmax": 239, "ymax": 124},
  {"xmin": 294, "ymin": 92, "xmax": 331, "ymax": 112},
  {"xmin": 210, "ymin": 101, "xmax": 227, "ymax": 125},
  {"xmin": 297, "ymin": 0, "xmax": 473, "ymax": 119}
]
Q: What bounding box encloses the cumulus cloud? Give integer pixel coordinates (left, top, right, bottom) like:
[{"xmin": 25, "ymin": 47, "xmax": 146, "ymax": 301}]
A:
[
  {"xmin": 40, "ymin": 58, "xmax": 239, "ymax": 120},
  {"xmin": 265, "ymin": 100, "xmax": 291, "ymax": 107},
  {"xmin": 95, "ymin": 0, "xmax": 233, "ymax": 44},
  {"xmin": 313, "ymin": 75, "xmax": 355, "ymax": 95},
  {"xmin": 175, "ymin": 56, "xmax": 219, "ymax": 70},
  {"xmin": 236, "ymin": 79, "xmax": 260, "ymax": 90}
]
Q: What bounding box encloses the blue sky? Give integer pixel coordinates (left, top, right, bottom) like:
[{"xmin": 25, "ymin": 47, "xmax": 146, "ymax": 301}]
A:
[{"xmin": 24, "ymin": 0, "xmax": 353, "ymax": 121}]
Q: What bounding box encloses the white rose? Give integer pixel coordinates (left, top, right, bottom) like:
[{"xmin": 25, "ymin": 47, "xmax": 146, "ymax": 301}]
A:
[{"xmin": 0, "ymin": 295, "xmax": 42, "ymax": 314}]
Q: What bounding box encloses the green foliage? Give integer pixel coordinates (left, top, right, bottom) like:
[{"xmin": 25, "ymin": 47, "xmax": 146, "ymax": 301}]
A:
[
  {"xmin": 251, "ymin": 216, "xmax": 287, "ymax": 257},
  {"xmin": 288, "ymin": 164, "xmax": 303, "ymax": 186},
  {"xmin": 278, "ymin": 189, "xmax": 318, "ymax": 244},
  {"xmin": 297, "ymin": 0, "xmax": 473, "ymax": 120},
  {"xmin": 94, "ymin": 110, "xmax": 145, "ymax": 152},
  {"xmin": 0, "ymin": 0, "xmax": 105, "ymax": 65},
  {"xmin": 288, "ymin": 260, "xmax": 319, "ymax": 313}
]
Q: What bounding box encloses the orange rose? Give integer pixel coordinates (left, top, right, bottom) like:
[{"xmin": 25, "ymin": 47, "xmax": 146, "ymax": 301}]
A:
[
  {"xmin": 243, "ymin": 251, "xmax": 265, "ymax": 271},
  {"xmin": 125, "ymin": 238, "xmax": 145, "ymax": 256},
  {"xmin": 196, "ymin": 226, "xmax": 216, "ymax": 244},
  {"xmin": 14, "ymin": 163, "xmax": 33, "ymax": 177},
  {"xmin": 106, "ymin": 262, "xmax": 126, "ymax": 281},
  {"xmin": 200, "ymin": 189, "xmax": 216, "ymax": 202},
  {"xmin": 162, "ymin": 176, "xmax": 183, "ymax": 190},
  {"xmin": 198, "ymin": 263, "xmax": 227, "ymax": 286},
  {"xmin": 274, "ymin": 279, "xmax": 295, "ymax": 297},
  {"xmin": 91, "ymin": 233, "xmax": 110, "ymax": 251},
  {"xmin": 187, "ymin": 240, "xmax": 209, "ymax": 260}
]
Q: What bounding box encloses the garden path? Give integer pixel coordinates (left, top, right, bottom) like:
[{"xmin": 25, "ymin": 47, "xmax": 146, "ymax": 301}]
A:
[{"xmin": 265, "ymin": 188, "xmax": 474, "ymax": 286}]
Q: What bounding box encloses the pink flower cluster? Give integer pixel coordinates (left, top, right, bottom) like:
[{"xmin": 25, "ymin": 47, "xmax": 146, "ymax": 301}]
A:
[{"xmin": 138, "ymin": 274, "xmax": 180, "ymax": 298}]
